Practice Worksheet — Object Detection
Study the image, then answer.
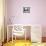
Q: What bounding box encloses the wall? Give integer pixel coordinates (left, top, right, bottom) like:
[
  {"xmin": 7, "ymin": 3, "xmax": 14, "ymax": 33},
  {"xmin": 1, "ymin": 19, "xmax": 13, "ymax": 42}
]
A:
[{"xmin": 6, "ymin": 0, "xmax": 46, "ymax": 37}]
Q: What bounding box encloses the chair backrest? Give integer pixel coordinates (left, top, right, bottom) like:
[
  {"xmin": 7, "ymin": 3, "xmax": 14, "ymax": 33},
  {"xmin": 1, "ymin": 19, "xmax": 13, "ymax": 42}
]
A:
[{"xmin": 12, "ymin": 25, "xmax": 25, "ymax": 36}]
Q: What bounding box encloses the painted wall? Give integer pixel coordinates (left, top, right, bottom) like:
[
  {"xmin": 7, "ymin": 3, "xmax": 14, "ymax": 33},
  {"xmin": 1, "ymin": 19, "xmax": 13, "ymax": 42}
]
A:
[{"xmin": 6, "ymin": 0, "xmax": 46, "ymax": 37}]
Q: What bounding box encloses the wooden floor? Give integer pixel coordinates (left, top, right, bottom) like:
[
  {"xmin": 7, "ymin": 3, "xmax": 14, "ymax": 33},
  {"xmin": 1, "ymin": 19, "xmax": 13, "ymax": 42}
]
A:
[
  {"xmin": 2, "ymin": 37, "xmax": 46, "ymax": 46},
  {"xmin": 3, "ymin": 40, "xmax": 46, "ymax": 46},
  {"xmin": 3, "ymin": 40, "xmax": 31, "ymax": 46}
]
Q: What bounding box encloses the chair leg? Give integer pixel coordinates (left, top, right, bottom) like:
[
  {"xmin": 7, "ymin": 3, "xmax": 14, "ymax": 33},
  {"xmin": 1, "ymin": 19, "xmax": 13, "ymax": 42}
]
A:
[
  {"xmin": 25, "ymin": 30, "xmax": 26, "ymax": 43},
  {"xmin": 12, "ymin": 30, "xmax": 13, "ymax": 43},
  {"xmin": 15, "ymin": 36, "xmax": 16, "ymax": 43}
]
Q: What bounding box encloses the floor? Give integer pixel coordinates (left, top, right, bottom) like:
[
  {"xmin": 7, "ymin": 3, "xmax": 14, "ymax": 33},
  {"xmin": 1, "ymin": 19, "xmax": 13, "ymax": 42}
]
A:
[{"xmin": 3, "ymin": 40, "xmax": 46, "ymax": 46}]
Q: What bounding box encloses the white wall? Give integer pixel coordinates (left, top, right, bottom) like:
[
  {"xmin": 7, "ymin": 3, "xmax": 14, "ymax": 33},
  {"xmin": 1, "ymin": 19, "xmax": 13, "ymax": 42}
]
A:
[{"xmin": 7, "ymin": 0, "xmax": 46, "ymax": 37}]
